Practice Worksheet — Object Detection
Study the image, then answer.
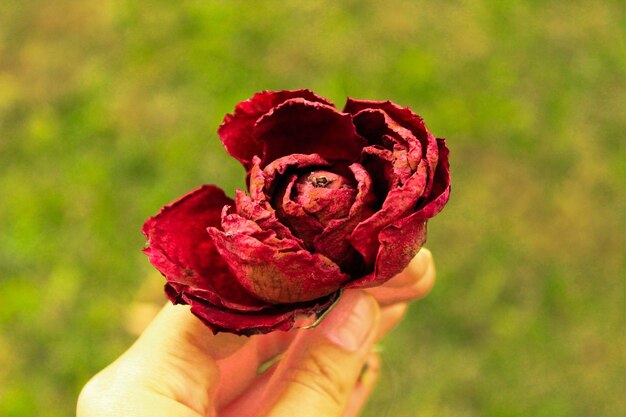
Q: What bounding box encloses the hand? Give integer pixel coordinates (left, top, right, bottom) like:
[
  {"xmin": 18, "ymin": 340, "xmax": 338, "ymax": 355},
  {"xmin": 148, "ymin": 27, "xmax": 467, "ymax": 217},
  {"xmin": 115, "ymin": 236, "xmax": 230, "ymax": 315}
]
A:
[{"xmin": 77, "ymin": 248, "xmax": 435, "ymax": 417}]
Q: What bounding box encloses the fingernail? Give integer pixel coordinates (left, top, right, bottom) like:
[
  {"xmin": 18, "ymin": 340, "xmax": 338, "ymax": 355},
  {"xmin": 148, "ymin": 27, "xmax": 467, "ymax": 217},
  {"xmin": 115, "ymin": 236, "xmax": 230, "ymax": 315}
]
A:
[
  {"xmin": 323, "ymin": 294, "xmax": 377, "ymax": 351},
  {"xmin": 358, "ymin": 352, "xmax": 381, "ymax": 385}
]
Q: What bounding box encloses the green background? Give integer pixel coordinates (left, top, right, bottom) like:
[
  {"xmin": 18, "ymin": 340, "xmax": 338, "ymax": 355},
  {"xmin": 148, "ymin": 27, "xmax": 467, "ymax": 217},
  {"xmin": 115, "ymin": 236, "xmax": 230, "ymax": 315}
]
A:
[{"xmin": 1, "ymin": 1, "xmax": 624, "ymax": 416}]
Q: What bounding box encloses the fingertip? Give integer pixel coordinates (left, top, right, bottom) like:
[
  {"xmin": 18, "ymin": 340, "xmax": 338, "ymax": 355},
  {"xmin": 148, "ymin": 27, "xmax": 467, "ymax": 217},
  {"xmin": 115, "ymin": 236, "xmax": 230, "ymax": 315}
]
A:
[
  {"xmin": 408, "ymin": 247, "xmax": 433, "ymax": 278},
  {"xmin": 376, "ymin": 303, "xmax": 408, "ymax": 340},
  {"xmin": 366, "ymin": 255, "xmax": 436, "ymax": 307},
  {"xmin": 319, "ymin": 290, "xmax": 380, "ymax": 352},
  {"xmin": 413, "ymin": 256, "xmax": 436, "ymax": 296}
]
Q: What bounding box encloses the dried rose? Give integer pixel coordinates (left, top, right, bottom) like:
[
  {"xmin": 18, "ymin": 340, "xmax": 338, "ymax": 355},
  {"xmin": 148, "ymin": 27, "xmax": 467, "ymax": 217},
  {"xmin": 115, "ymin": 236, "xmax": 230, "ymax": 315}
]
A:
[{"xmin": 143, "ymin": 90, "xmax": 450, "ymax": 335}]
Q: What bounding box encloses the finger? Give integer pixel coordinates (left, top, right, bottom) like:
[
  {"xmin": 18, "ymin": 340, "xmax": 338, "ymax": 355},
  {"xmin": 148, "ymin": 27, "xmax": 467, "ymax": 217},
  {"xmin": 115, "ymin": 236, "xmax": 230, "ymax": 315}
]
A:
[
  {"xmin": 220, "ymin": 295, "xmax": 398, "ymax": 416},
  {"xmin": 130, "ymin": 303, "xmax": 249, "ymax": 407},
  {"xmin": 133, "ymin": 303, "xmax": 246, "ymax": 359},
  {"xmin": 259, "ymin": 290, "xmax": 380, "ymax": 417},
  {"xmin": 80, "ymin": 303, "xmax": 247, "ymax": 417},
  {"xmin": 344, "ymin": 353, "xmax": 381, "ymax": 417},
  {"xmin": 78, "ymin": 385, "xmax": 204, "ymax": 417},
  {"xmin": 220, "ymin": 262, "xmax": 423, "ymax": 413},
  {"xmin": 366, "ymin": 248, "xmax": 435, "ymax": 307},
  {"xmin": 219, "ymin": 360, "xmax": 276, "ymax": 417},
  {"xmin": 375, "ymin": 302, "xmax": 408, "ymax": 341},
  {"xmin": 222, "ymin": 349, "xmax": 383, "ymax": 417},
  {"xmin": 215, "ymin": 330, "xmax": 297, "ymax": 408}
]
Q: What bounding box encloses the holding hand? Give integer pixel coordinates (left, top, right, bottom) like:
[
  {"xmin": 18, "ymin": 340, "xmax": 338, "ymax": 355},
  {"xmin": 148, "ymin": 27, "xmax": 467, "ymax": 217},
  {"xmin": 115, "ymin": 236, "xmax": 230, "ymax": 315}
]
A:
[{"xmin": 77, "ymin": 249, "xmax": 435, "ymax": 417}]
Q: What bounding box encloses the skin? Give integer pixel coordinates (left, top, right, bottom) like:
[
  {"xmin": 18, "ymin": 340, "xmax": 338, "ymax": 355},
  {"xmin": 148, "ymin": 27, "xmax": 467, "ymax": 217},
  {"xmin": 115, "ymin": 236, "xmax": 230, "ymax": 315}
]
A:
[{"xmin": 77, "ymin": 248, "xmax": 436, "ymax": 417}]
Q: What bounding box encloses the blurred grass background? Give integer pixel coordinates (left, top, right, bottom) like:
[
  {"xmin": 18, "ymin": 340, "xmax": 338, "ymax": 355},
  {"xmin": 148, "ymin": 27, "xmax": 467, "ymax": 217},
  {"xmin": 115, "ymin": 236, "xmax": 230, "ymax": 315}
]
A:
[{"xmin": 1, "ymin": 0, "xmax": 625, "ymax": 416}]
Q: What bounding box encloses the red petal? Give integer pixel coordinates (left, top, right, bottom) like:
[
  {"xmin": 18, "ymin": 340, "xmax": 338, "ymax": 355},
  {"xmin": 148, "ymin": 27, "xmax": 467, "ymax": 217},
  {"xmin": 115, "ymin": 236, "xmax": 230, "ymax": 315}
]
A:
[
  {"xmin": 259, "ymin": 153, "xmax": 331, "ymax": 200},
  {"xmin": 353, "ymin": 109, "xmax": 422, "ymax": 185},
  {"xmin": 207, "ymin": 227, "xmax": 350, "ymax": 304},
  {"xmin": 234, "ymin": 189, "xmax": 304, "ymax": 246},
  {"xmin": 142, "ymin": 185, "xmax": 267, "ymax": 311},
  {"xmin": 348, "ymin": 139, "xmax": 450, "ymax": 288},
  {"xmin": 312, "ymin": 163, "xmax": 377, "ymax": 272},
  {"xmin": 182, "ymin": 291, "xmax": 339, "ymax": 336},
  {"xmin": 347, "ymin": 215, "xmax": 428, "ymax": 288},
  {"xmin": 274, "ymin": 173, "xmax": 324, "ymax": 248},
  {"xmin": 349, "ymin": 160, "xmax": 429, "ymax": 265},
  {"xmin": 360, "ymin": 145, "xmax": 395, "ymax": 201},
  {"xmin": 218, "ymin": 90, "xmax": 333, "ymax": 169},
  {"xmin": 221, "ymin": 209, "xmax": 303, "ymax": 253},
  {"xmin": 254, "ymin": 98, "xmax": 366, "ymax": 166},
  {"xmin": 344, "ymin": 98, "xmax": 438, "ymax": 179},
  {"xmin": 419, "ymin": 139, "xmax": 451, "ymax": 218}
]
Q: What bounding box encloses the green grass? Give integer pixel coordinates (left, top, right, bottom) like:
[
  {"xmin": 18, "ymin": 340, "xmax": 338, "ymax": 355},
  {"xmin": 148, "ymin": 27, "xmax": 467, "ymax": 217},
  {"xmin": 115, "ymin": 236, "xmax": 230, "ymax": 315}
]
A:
[{"xmin": 1, "ymin": 1, "xmax": 625, "ymax": 416}]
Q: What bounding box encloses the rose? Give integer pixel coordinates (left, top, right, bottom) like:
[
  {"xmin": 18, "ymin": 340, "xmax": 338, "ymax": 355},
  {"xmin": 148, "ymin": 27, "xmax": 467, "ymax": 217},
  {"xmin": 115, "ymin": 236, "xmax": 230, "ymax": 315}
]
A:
[{"xmin": 142, "ymin": 89, "xmax": 450, "ymax": 335}]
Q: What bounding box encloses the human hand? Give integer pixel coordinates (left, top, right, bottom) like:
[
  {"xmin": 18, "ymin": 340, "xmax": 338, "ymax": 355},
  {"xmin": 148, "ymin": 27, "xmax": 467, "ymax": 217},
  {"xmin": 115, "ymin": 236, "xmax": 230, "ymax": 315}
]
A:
[{"xmin": 77, "ymin": 248, "xmax": 435, "ymax": 417}]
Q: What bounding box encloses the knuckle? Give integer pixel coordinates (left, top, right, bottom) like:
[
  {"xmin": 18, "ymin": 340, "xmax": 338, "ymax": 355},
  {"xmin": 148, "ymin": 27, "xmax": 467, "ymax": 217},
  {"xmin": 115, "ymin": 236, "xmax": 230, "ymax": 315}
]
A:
[
  {"xmin": 77, "ymin": 374, "xmax": 109, "ymax": 417},
  {"xmin": 77, "ymin": 366, "xmax": 131, "ymax": 417}
]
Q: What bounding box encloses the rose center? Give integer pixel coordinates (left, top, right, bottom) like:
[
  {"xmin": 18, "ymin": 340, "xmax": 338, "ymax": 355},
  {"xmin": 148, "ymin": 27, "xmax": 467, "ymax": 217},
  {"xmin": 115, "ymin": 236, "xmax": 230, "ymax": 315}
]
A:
[{"xmin": 293, "ymin": 170, "xmax": 357, "ymax": 226}]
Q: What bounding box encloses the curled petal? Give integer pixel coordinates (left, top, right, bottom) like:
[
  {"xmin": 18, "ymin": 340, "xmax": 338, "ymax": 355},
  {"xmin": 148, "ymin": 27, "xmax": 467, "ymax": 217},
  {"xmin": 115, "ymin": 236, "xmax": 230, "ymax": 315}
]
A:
[
  {"xmin": 349, "ymin": 139, "xmax": 450, "ymax": 288},
  {"xmin": 248, "ymin": 157, "xmax": 269, "ymax": 202},
  {"xmin": 208, "ymin": 228, "xmax": 350, "ymax": 304},
  {"xmin": 142, "ymin": 185, "xmax": 267, "ymax": 311},
  {"xmin": 274, "ymin": 173, "xmax": 324, "ymax": 247},
  {"xmin": 345, "ymin": 98, "xmax": 438, "ymax": 177},
  {"xmin": 233, "ymin": 190, "xmax": 303, "ymax": 245},
  {"xmin": 261, "ymin": 153, "xmax": 330, "ymax": 196},
  {"xmin": 346, "ymin": 213, "xmax": 428, "ymax": 289},
  {"xmin": 350, "ymin": 160, "xmax": 428, "ymax": 265},
  {"xmin": 313, "ymin": 163, "xmax": 377, "ymax": 272},
  {"xmin": 219, "ymin": 90, "xmax": 334, "ymax": 169},
  {"xmin": 361, "ymin": 145, "xmax": 394, "ymax": 201},
  {"xmin": 419, "ymin": 138, "xmax": 451, "ymax": 218},
  {"xmin": 352, "ymin": 108, "xmax": 417, "ymax": 149},
  {"xmin": 221, "ymin": 209, "xmax": 302, "ymax": 253},
  {"xmin": 182, "ymin": 291, "xmax": 339, "ymax": 336},
  {"xmin": 254, "ymin": 98, "xmax": 366, "ymax": 166},
  {"xmin": 353, "ymin": 109, "xmax": 422, "ymax": 184}
]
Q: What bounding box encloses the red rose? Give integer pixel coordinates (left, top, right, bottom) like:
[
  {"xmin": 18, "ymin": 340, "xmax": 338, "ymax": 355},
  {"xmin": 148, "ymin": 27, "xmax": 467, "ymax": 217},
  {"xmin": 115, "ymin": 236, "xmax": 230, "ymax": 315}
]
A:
[{"xmin": 143, "ymin": 90, "xmax": 450, "ymax": 335}]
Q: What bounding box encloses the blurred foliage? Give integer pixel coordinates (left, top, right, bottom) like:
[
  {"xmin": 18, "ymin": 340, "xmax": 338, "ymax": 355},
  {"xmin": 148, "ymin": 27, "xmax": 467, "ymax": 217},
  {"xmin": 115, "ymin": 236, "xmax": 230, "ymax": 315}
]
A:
[{"xmin": 1, "ymin": 0, "xmax": 625, "ymax": 416}]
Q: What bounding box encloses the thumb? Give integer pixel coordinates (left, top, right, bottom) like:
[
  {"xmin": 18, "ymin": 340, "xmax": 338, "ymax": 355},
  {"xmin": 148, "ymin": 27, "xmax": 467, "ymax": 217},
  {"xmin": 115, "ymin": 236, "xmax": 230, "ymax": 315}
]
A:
[
  {"xmin": 78, "ymin": 304, "xmax": 246, "ymax": 417},
  {"xmin": 261, "ymin": 290, "xmax": 380, "ymax": 417}
]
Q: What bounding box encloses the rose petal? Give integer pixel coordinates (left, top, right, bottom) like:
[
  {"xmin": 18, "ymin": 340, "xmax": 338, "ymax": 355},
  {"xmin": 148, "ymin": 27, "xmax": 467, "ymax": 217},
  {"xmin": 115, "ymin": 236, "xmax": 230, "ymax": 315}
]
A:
[
  {"xmin": 361, "ymin": 145, "xmax": 394, "ymax": 201},
  {"xmin": 296, "ymin": 186, "xmax": 357, "ymax": 225},
  {"xmin": 419, "ymin": 138, "xmax": 451, "ymax": 218},
  {"xmin": 312, "ymin": 163, "xmax": 376, "ymax": 272},
  {"xmin": 221, "ymin": 207, "xmax": 302, "ymax": 253},
  {"xmin": 353, "ymin": 109, "xmax": 422, "ymax": 185},
  {"xmin": 142, "ymin": 185, "xmax": 267, "ymax": 311},
  {"xmin": 252, "ymin": 153, "xmax": 331, "ymax": 199},
  {"xmin": 348, "ymin": 139, "xmax": 450, "ymax": 288},
  {"xmin": 345, "ymin": 98, "xmax": 438, "ymax": 177},
  {"xmin": 234, "ymin": 189, "xmax": 304, "ymax": 246},
  {"xmin": 350, "ymin": 160, "xmax": 428, "ymax": 265},
  {"xmin": 346, "ymin": 214, "xmax": 428, "ymax": 289},
  {"xmin": 274, "ymin": 173, "xmax": 324, "ymax": 248},
  {"xmin": 182, "ymin": 291, "xmax": 339, "ymax": 335},
  {"xmin": 218, "ymin": 90, "xmax": 334, "ymax": 169},
  {"xmin": 254, "ymin": 98, "xmax": 366, "ymax": 166},
  {"xmin": 208, "ymin": 227, "xmax": 350, "ymax": 304}
]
